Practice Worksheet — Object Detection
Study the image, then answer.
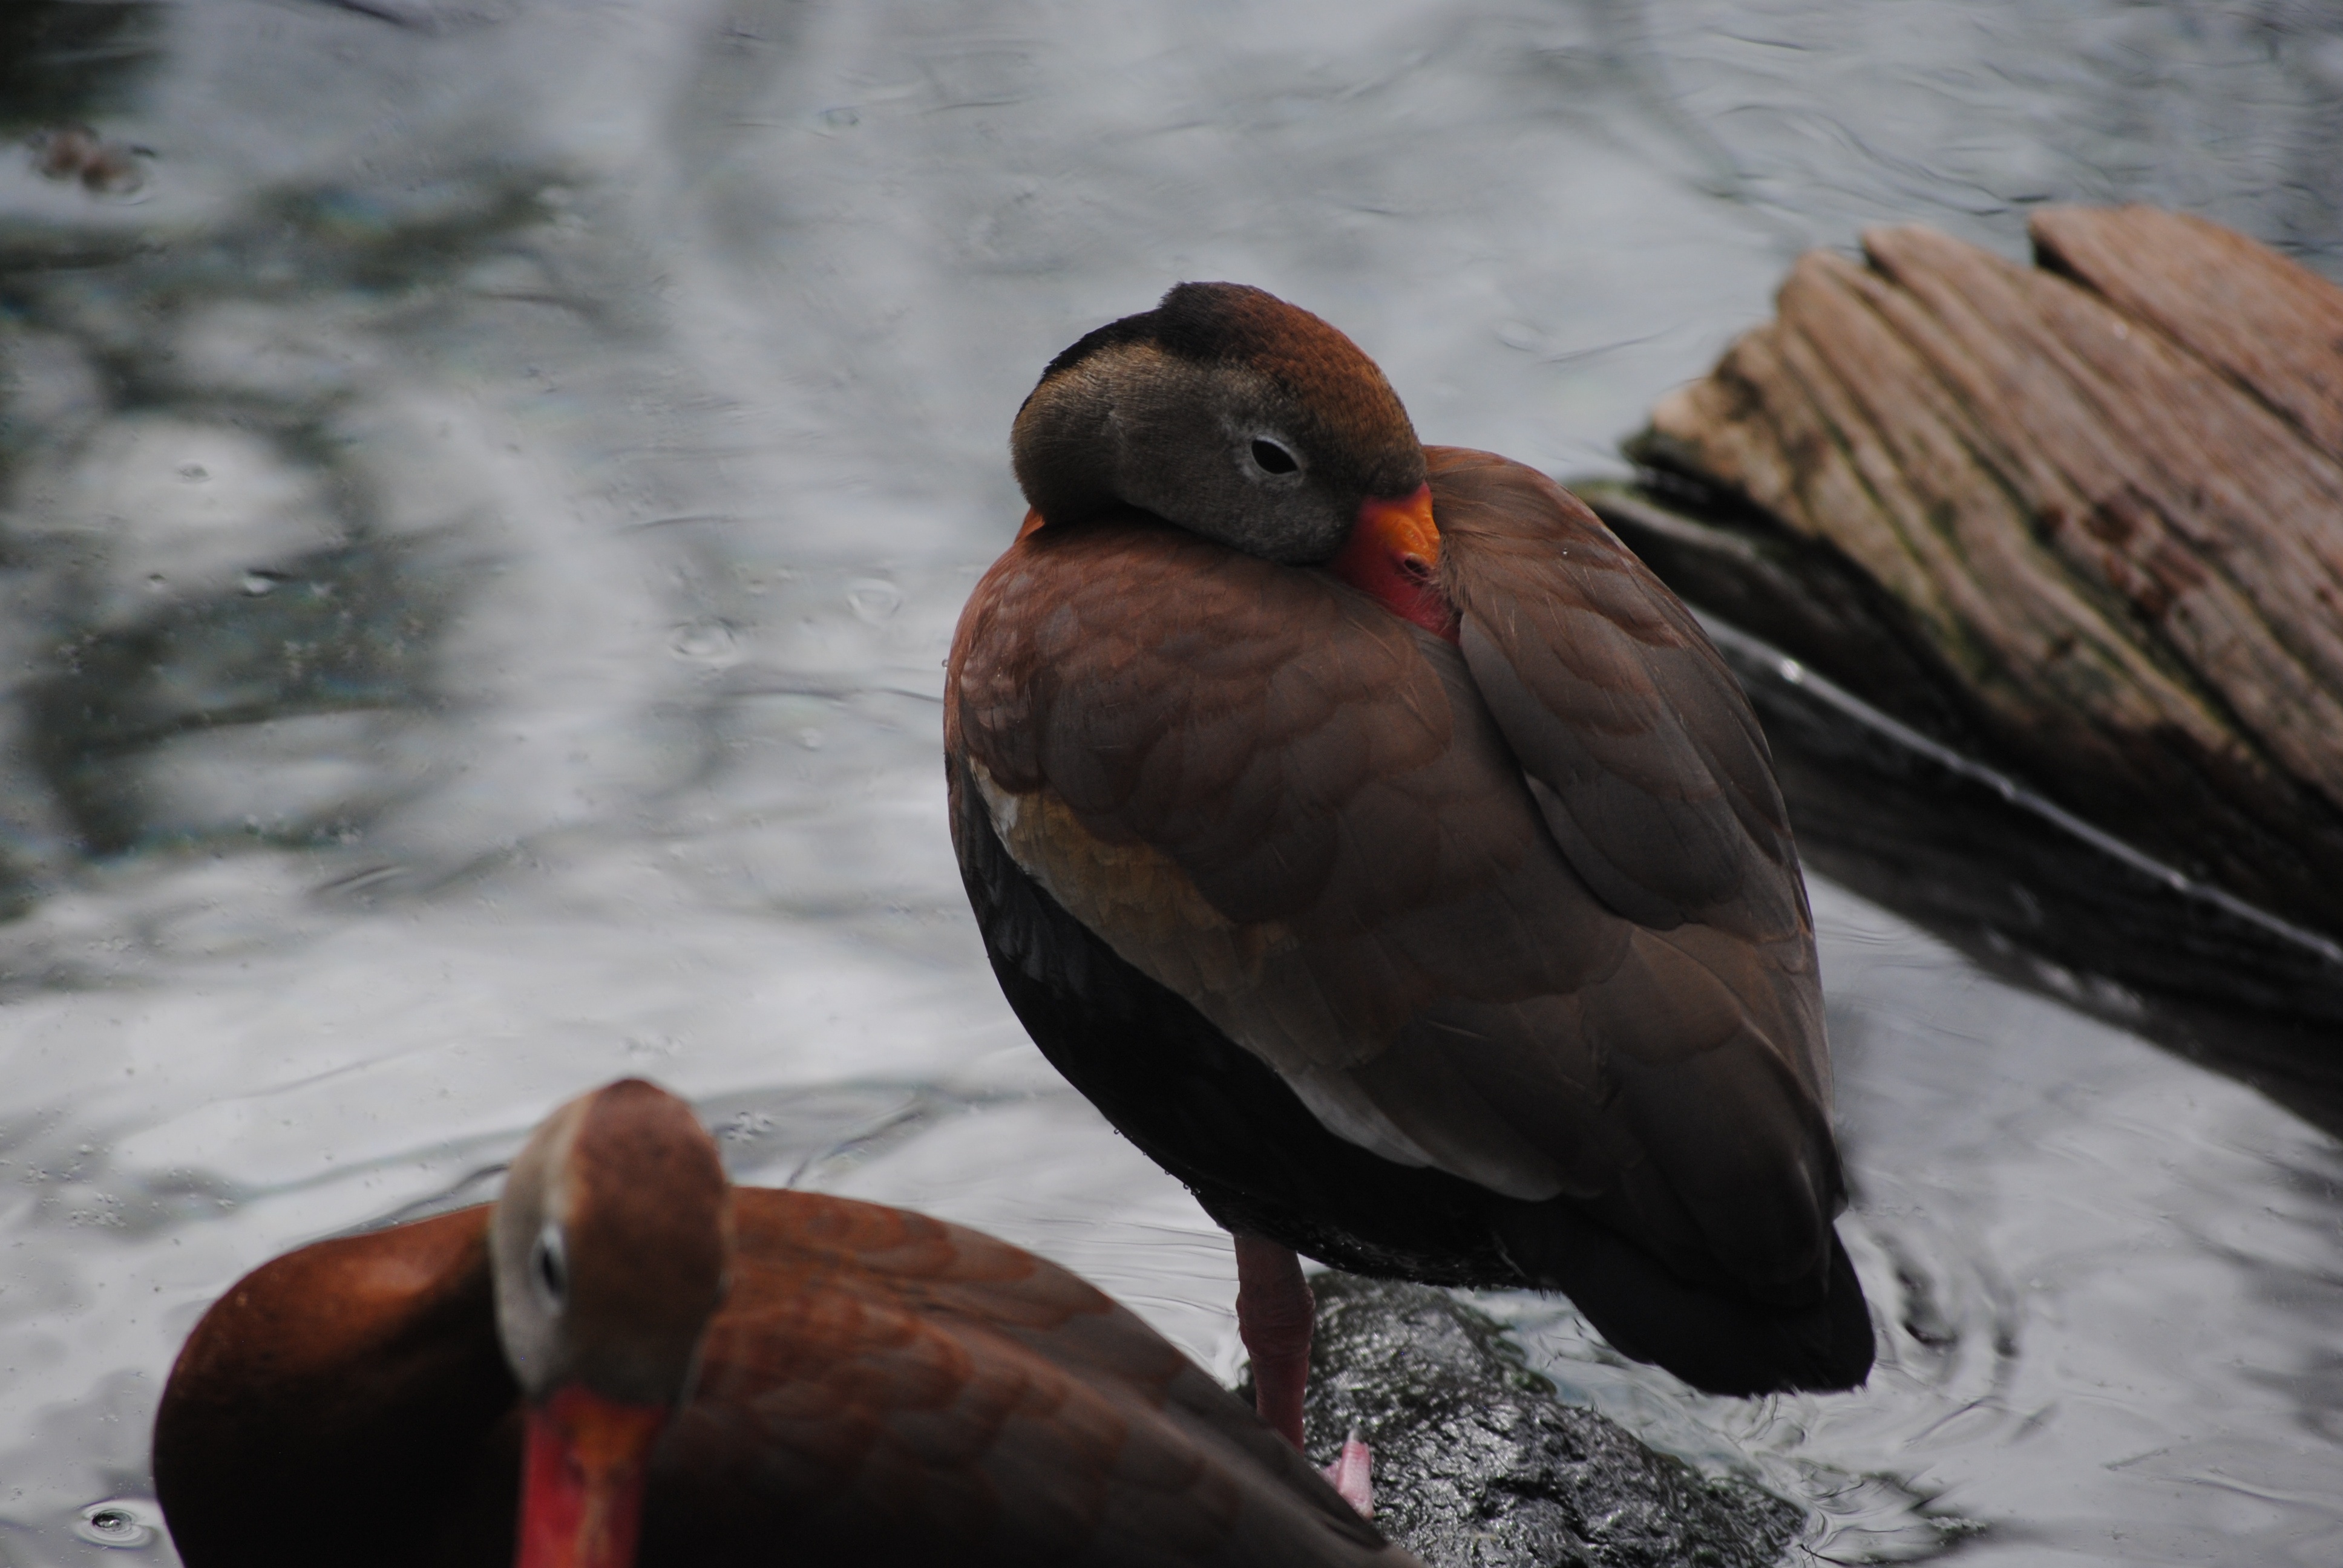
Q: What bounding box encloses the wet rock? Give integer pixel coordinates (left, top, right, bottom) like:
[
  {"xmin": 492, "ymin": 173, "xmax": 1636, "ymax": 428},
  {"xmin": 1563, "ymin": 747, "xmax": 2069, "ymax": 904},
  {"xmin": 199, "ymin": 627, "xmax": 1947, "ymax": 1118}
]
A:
[{"xmin": 1281, "ymin": 1275, "xmax": 1801, "ymax": 1568}]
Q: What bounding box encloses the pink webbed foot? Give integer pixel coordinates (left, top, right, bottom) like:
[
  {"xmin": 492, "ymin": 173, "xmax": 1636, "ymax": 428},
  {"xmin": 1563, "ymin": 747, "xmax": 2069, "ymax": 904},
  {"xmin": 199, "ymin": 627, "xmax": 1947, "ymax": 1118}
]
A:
[{"xmin": 1322, "ymin": 1429, "xmax": 1374, "ymax": 1517}]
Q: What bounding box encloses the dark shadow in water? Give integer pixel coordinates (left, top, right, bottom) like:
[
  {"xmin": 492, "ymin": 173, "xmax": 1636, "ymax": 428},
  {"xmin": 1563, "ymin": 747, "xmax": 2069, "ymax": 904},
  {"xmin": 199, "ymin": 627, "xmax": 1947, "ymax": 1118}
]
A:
[
  {"xmin": 0, "ymin": 3, "xmax": 166, "ymax": 134},
  {"xmin": 1697, "ymin": 614, "xmax": 2343, "ymax": 1141},
  {"xmin": 0, "ymin": 167, "xmax": 571, "ymax": 878},
  {"xmin": 24, "ymin": 532, "xmax": 471, "ymax": 855}
]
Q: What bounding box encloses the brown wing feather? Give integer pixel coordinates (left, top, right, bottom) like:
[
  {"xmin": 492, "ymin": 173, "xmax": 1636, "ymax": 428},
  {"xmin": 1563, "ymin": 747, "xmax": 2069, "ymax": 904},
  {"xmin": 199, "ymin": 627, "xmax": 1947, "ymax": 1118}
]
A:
[
  {"xmin": 1428, "ymin": 447, "xmax": 1829, "ymax": 1112},
  {"xmin": 652, "ymin": 1189, "xmax": 1403, "ymax": 1567},
  {"xmin": 951, "ymin": 516, "xmax": 1625, "ymax": 1194},
  {"xmin": 1432, "ymin": 448, "xmax": 1805, "ymax": 937}
]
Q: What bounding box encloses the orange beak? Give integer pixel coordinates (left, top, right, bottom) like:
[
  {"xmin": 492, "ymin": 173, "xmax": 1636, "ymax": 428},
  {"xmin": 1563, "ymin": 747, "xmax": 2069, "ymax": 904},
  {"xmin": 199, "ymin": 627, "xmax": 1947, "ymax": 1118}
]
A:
[
  {"xmin": 515, "ymin": 1385, "xmax": 670, "ymax": 1568},
  {"xmin": 1327, "ymin": 483, "xmax": 1457, "ymax": 642}
]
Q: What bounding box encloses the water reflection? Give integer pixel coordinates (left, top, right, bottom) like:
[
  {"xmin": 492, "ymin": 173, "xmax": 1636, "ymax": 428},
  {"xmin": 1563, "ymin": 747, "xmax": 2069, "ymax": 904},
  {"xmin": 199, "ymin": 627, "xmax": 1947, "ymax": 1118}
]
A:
[
  {"xmin": 0, "ymin": 1, "xmax": 2338, "ymax": 1564},
  {"xmin": 1496, "ymin": 885, "xmax": 2343, "ymax": 1561}
]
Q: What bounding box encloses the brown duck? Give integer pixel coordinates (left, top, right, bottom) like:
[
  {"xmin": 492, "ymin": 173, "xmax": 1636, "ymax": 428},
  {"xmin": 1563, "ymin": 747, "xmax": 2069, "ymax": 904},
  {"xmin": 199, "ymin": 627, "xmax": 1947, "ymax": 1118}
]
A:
[
  {"xmin": 152, "ymin": 1078, "xmax": 1420, "ymax": 1567},
  {"xmin": 945, "ymin": 284, "xmax": 1875, "ymax": 1477}
]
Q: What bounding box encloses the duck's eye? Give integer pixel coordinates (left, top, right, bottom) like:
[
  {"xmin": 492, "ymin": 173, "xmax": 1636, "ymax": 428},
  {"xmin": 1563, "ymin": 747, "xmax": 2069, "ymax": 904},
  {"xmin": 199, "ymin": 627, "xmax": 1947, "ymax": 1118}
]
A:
[
  {"xmin": 531, "ymin": 1224, "xmax": 568, "ymax": 1312},
  {"xmin": 1250, "ymin": 438, "xmax": 1300, "ymax": 475}
]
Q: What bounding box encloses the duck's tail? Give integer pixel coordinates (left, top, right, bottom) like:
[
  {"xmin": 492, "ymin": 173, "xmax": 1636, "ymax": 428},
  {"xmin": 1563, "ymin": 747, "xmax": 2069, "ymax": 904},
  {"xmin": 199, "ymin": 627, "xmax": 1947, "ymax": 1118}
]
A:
[{"xmin": 1493, "ymin": 1203, "xmax": 1875, "ymax": 1396}]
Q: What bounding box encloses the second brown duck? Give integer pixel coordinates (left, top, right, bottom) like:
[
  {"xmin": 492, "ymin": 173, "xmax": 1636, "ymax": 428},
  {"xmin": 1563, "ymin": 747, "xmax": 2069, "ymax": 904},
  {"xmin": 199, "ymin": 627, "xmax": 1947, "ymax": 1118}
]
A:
[{"xmin": 154, "ymin": 1078, "xmax": 1415, "ymax": 1567}]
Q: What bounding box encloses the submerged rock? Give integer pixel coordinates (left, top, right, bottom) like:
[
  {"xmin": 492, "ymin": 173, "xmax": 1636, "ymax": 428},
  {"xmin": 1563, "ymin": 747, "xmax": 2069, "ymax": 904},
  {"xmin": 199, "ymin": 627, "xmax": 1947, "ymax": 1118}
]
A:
[{"xmin": 1281, "ymin": 1274, "xmax": 1801, "ymax": 1568}]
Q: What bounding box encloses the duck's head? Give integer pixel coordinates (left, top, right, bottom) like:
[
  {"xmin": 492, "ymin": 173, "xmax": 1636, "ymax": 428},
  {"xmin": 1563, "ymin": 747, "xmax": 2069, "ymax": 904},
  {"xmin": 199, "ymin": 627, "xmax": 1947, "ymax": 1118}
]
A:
[
  {"xmin": 492, "ymin": 1079, "xmax": 729, "ymax": 1568},
  {"xmin": 1013, "ymin": 282, "xmax": 1452, "ymax": 638}
]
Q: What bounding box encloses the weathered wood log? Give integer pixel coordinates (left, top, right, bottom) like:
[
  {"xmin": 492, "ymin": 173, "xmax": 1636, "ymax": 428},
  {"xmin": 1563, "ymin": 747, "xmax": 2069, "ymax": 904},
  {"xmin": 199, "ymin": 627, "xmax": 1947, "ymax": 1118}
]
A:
[{"xmin": 1607, "ymin": 206, "xmax": 2343, "ymax": 946}]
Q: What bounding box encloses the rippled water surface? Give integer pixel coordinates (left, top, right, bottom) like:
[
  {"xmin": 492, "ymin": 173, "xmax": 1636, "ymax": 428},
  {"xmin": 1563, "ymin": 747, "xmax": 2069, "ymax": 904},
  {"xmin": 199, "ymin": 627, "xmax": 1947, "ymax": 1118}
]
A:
[{"xmin": 2, "ymin": 2, "xmax": 2341, "ymax": 1563}]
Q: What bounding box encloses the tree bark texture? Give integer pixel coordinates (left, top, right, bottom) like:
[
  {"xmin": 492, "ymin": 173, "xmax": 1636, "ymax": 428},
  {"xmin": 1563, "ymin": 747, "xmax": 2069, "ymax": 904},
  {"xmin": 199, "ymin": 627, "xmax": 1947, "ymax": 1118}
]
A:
[{"xmin": 1616, "ymin": 205, "xmax": 2343, "ymax": 942}]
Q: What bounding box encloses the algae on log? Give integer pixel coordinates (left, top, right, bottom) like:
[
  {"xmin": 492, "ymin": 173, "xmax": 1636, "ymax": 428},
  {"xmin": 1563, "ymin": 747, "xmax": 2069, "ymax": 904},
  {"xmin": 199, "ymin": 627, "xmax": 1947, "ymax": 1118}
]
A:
[{"xmin": 1611, "ymin": 205, "xmax": 2343, "ymax": 942}]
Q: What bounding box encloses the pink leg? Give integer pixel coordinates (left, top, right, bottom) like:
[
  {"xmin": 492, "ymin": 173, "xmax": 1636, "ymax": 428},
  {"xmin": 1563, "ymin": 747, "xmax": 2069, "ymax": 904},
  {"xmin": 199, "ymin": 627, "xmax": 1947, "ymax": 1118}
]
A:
[
  {"xmin": 1232, "ymin": 1235, "xmax": 1374, "ymax": 1517},
  {"xmin": 1233, "ymin": 1233, "xmax": 1315, "ymax": 1450}
]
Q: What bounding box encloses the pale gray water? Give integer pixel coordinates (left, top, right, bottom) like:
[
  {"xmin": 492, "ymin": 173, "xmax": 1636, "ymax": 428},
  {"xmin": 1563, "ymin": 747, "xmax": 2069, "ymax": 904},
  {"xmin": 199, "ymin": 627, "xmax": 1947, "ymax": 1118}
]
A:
[{"xmin": 1, "ymin": 2, "xmax": 2339, "ymax": 1563}]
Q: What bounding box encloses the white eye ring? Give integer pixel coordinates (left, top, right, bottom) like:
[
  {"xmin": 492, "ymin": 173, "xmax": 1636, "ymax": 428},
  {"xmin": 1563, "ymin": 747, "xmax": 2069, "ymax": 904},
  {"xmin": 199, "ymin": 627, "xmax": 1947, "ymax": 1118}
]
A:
[
  {"xmin": 531, "ymin": 1223, "xmax": 569, "ymax": 1312},
  {"xmin": 1246, "ymin": 436, "xmax": 1303, "ymax": 479}
]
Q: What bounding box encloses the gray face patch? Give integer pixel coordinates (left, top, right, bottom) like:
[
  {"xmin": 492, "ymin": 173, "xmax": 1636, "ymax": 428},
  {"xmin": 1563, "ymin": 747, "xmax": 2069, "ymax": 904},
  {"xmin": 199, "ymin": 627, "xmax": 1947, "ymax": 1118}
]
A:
[
  {"xmin": 1099, "ymin": 351, "xmax": 1357, "ymax": 564},
  {"xmin": 491, "ymin": 1095, "xmax": 586, "ymax": 1399}
]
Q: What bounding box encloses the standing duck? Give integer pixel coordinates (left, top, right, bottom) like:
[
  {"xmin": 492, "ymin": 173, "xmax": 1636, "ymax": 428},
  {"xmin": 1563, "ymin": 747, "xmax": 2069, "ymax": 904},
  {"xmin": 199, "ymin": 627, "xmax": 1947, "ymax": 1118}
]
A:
[
  {"xmin": 945, "ymin": 284, "xmax": 1875, "ymax": 1472},
  {"xmin": 152, "ymin": 1078, "xmax": 1418, "ymax": 1568}
]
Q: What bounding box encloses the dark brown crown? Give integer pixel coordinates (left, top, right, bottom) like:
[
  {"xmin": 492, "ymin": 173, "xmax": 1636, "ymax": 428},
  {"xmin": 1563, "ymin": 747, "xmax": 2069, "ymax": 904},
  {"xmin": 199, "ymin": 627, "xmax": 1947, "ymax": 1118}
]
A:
[{"xmin": 1034, "ymin": 283, "xmax": 1424, "ymax": 500}]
